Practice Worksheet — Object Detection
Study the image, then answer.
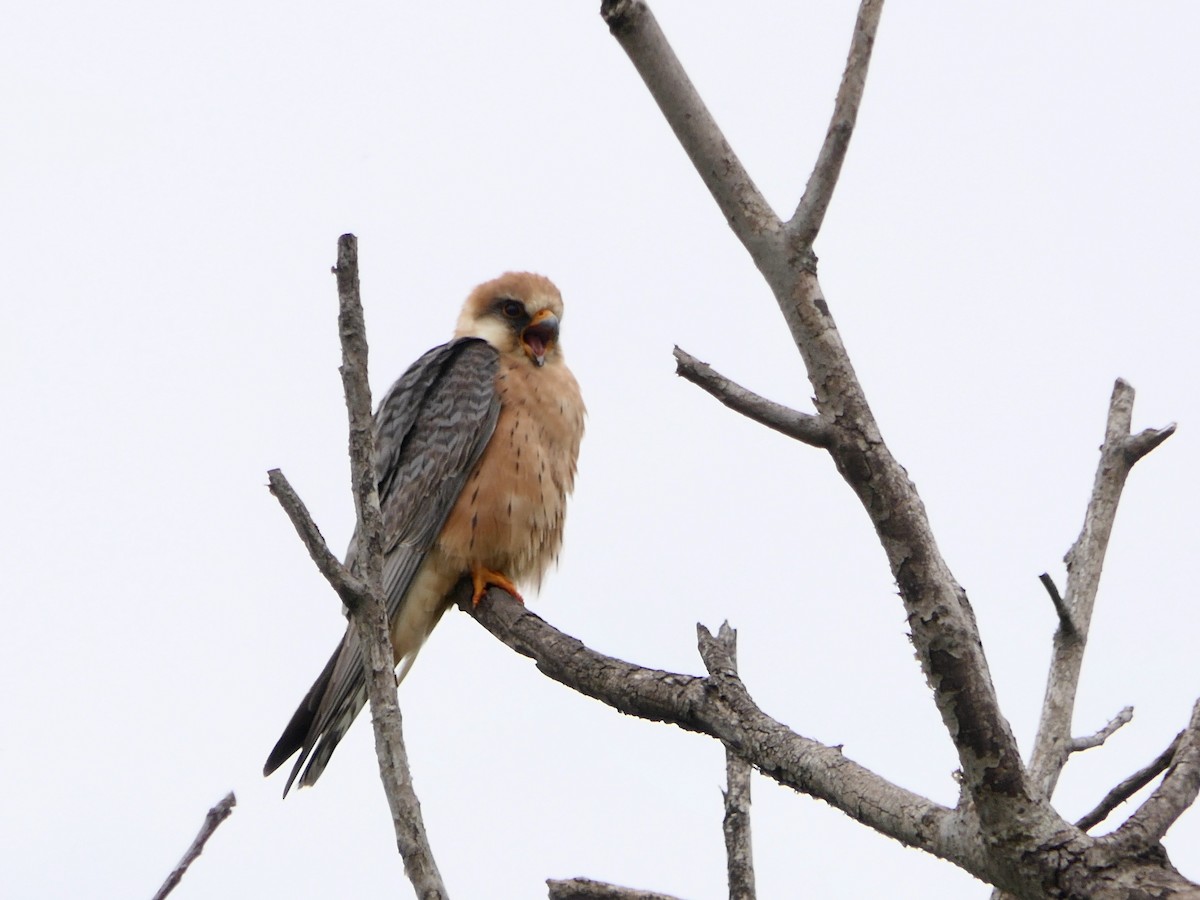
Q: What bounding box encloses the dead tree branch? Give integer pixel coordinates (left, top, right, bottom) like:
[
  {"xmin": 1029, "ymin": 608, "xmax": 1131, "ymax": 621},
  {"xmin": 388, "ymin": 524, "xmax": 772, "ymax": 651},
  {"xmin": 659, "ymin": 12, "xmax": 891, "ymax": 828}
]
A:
[
  {"xmin": 267, "ymin": 469, "xmax": 369, "ymax": 609},
  {"xmin": 547, "ymin": 879, "xmax": 683, "ymax": 900},
  {"xmin": 334, "ymin": 235, "xmax": 388, "ymax": 594},
  {"xmin": 607, "ymin": 0, "xmax": 1029, "ymax": 830},
  {"xmin": 788, "ymin": 0, "xmax": 884, "ymax": 245},
  {"xmin": 715, "ymin": 624, "xmax": 756, "ymax": 900},
  {"xmin": 1038, "ymin": 573, "xmax": 1074, "ymax": 633},
  {"xmin": 1108, "ymin": 699, "xmax": 1200, "ymax": 854},
  {"xmin": 151, "ymin": 792, "xmax": 236, "ymax": 900},
  {"xmin": 1077, "ymin": 730, "xmax": 1185, "ymax": 833},
  {"xmin": 589, "ymin": 2, "xmax": 1200, "ymax": 895},
  {"xmin": 331, "ymin": 234, "xmax": 446, "ymax": 898},
  {"xmin": 1069, "ymin": 707, "xmax": 1134, "ymax": 754},
  {"xmin": 673, "ymin": 346, "xmax": 830, "ymax": 447},
  {"xmin": 457, "ymin": 583, "xmax": 987, "ymax": 877},
  {"xmin": 269, "ymin": 235, "xmax": 447, "ymax": 899},
  {"xmin": 600, "ymin": 0, "xmax": 780, "ymax": 259},
  {"xmin": 1027, "ymin": 380, "xmax": 1176, "ymax": 802},
  {"xmin": 541, "ymin": 623, "xmax": 756, "ymax": 899}
]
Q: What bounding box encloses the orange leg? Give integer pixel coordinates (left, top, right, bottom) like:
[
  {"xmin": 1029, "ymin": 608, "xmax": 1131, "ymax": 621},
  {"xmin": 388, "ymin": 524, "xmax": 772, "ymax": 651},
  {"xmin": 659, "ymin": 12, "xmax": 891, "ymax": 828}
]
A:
[{"xmin": 470, "ymin": 565, "xmax": 525, "ymax": 606}]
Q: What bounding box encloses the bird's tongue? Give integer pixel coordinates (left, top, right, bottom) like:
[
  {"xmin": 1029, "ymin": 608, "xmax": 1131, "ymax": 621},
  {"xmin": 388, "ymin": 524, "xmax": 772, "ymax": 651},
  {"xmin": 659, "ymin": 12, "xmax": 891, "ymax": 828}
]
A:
[{"xmin": 525, "ymin": 333, "xmax": 547, "ymax": 360}]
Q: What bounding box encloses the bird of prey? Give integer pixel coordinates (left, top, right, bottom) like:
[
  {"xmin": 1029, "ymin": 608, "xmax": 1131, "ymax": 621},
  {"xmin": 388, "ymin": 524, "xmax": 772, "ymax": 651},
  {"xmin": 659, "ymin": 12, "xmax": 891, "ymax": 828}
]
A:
[{"xmin": 264, "ymin": 272, "xmax": 584, "ymax": 795}]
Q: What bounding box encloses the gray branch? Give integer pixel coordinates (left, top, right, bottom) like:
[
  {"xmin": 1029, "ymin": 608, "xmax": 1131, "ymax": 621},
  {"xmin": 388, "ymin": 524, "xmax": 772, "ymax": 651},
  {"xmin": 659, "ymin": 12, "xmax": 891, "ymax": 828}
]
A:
[
  {"xmin": 1125, "ymin": 423, "xmax": 1177, "ymax": 463},
  {"xmin": 586, "ymin": 3, "xmax": 1199, "ymax": 895},
  {"xmin": 788, "ymin": 0, "xmax": 885, "ymax": 246},
  {"xmin": 599, "ymin": 0, "xmax": 782, "ymax": 261},
  {"xmin": 1028, "ymin": 380, "xmax": 1176, "ymax": 802},
  {"xmin": 1069, "ymin": 707, "xmax": 1133, "ymax": 754},
  {"xmin": 548, "ymin": 879, "xmax": 683, "ymax": 900},
  {"xmin": 600, "ymin": 0, "xmax": 1028, "ymax": 857},
  {"xmin": 151, "ymin": 792, "xmax": 236, "ymax": 900},
  {"xmin": 267, "ymin": 468, "xmax": 370, "ymax": 611},
  {"xmin": 334, "ymin": 234, "xmax": 387, "ymax": 593},
  {"xmin": 270, "ymin": 236, "xmax": 446, "ymax": 899},
  {"xmin": 545, "ymin": 625, "xmax": 755, "ymax": 900},
  {"xmin": 673, "ymin": 346, "xmax": 830, "ymax": 447},
  {"xmin": 714, "ymin": 624, "xmax": 756, "ymax": 900},
  {"xmin": 1076, "ymin": 730, "xmax": 1184, "ymax": 833},
  {"xmin": 457, "ymin": 584, "xmax": 986, "ymax": 876},
  {"xmin": 1108, "ymin": 699, "xmax": 1200, "ymax": 854},
  {"xmin": 330, "ymin": 234, "xmax": 447, "ymax": 899}
]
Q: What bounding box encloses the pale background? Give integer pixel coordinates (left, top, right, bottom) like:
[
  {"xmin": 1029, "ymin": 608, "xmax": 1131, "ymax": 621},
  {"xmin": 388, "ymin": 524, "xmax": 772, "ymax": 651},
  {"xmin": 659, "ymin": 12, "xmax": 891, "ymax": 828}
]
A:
[{"xmin": 3, "ymin": 2, "xmax": 1198, "ymax": 897}]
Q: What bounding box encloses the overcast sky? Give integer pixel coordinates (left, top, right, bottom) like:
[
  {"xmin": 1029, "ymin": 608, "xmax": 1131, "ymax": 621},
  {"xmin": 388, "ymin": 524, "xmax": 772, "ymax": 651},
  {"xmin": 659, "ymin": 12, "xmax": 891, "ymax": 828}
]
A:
[{"xmin": 4, "ymin": 2, "xmax": 1199, "ymax": 898}]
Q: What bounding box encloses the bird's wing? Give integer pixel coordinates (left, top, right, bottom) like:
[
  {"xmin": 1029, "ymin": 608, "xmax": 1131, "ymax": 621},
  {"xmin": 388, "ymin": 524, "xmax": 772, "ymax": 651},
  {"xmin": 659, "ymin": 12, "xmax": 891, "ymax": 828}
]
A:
[{"xmin": 264, "ymin": 338, "xmax": 500, "ymax": 793}]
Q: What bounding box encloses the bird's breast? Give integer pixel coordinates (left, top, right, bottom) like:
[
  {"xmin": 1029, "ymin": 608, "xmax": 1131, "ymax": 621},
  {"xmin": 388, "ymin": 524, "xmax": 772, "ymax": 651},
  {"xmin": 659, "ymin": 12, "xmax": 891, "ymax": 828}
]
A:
[{"xmin": 435, "ymin": 356, "xmax": 584, "ymax": 587}]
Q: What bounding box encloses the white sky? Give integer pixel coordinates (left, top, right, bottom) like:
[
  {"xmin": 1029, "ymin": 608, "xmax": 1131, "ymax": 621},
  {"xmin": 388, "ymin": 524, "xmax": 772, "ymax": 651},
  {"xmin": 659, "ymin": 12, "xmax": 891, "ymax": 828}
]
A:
[{"xmin": 3, "ymin": 2, "xmax": 1198, "ymax": 898}]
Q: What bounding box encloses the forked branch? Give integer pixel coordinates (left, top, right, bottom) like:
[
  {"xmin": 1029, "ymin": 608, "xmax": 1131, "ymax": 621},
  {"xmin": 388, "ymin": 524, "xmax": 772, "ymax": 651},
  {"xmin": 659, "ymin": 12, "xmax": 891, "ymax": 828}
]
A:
[
  {"xmin": 611, "ymin": 0, "xmax": 1031, "ymax": 836},
  {"xmin": 269, "ymin": 236, "xmax": 447, "ymax": 899},
  {"xmin": 458, "ymin": 584, "xmax": 985, "ymax": 877},
  {"xmin": 1077, "ymin": 730, "xmax": 1184, "ymax": 832},
  {"xmin": 1108, "ymin": 699, "xmax": 1200, "ymax": 854},
  {"xmin": 1028, "ymin": 380, "xmax": 1176, "ymax": 801}
]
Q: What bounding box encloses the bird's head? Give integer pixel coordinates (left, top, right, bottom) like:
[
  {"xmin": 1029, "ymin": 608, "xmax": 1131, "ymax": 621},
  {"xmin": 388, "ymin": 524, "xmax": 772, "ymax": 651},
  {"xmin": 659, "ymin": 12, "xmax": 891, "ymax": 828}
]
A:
[{"xmin": 454, "ymin": 272, "xmax": 565, "ymax": 368}]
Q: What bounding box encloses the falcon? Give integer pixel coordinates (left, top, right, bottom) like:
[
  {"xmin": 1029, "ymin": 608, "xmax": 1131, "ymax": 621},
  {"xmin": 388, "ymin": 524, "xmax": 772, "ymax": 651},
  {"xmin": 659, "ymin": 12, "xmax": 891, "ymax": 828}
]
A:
[{"xmin": 264, "ymin": 272, "xmax": 584, "ymax": 795}]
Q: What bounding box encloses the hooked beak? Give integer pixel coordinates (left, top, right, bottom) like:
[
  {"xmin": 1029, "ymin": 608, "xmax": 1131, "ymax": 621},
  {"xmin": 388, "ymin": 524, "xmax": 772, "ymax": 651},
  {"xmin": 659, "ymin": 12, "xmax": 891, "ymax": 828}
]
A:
[{"xmin": 521, "ymin": 309, "xmax": 559, "ymax": 368}]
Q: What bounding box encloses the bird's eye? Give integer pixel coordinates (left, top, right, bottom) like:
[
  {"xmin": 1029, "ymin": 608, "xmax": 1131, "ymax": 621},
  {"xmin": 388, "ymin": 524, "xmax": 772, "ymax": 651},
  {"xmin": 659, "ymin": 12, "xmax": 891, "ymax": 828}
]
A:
[{"xmin": 500, "ymin": 299, "xmax": 524, "ymax": 318}]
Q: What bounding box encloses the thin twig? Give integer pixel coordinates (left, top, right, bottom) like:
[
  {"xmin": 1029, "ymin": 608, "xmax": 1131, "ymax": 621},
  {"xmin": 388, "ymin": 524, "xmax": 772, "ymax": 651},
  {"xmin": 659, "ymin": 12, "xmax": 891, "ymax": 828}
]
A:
[
  {"xmin": 1038, "ymin": 573, "xmax": 1074, "ymax": 633},
  {"xmin": 674, "ymin": 346, "xmax": 830, "ymax": 447},
  {"xmin": 715, "ymin": 623, "xmax": 756, "ymax": 900},
  {"xmin": 1027, "ymin": 380, "xmax": 1175, "ymax": 801},
  {"xmin": 1069, "ymin": 707, "xmax": 1133, "ymax": 753},
  {"xmin": 1076, "ymin": 731, "xmax": 1184, "ymax": 832},
  {"xmin": 1109, "ymin": 699, "xmax": 1200, "ymax": 853},
  {"xmin": 267, "ymin": 468, "xmax": 369, "ymax": 611},
  {"xmin": 547, "ymin": 879, "xmax": 683, "ymax": 900},
  {"xmin": 151, "ymin": 792, "xmax": 236, "ymax": 900},
  {"xmin": 789, "ymin": 0, "xmax": 886, "ymax": 246}
]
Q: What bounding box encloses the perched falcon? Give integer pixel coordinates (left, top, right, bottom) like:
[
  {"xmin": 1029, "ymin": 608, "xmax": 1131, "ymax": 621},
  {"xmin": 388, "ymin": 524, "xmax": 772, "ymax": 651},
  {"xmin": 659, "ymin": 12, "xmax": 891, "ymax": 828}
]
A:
[{"xmin": 264, "ymin": 272, "xmax": 584, "ymax": 795}]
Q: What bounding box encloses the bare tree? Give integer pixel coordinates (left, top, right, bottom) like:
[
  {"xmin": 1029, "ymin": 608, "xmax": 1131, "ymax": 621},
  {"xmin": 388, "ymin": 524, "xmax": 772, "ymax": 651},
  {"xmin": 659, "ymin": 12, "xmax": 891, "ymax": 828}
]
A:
[{"xmin": 271, "ymin": 2, "xmax": 1200, "ymax": 898}]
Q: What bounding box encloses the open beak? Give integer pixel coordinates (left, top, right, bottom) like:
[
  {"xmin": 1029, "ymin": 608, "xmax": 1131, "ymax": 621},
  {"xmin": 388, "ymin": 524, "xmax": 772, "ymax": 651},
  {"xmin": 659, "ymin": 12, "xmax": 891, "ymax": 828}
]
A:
[{"xmin": 521, "ymin": 309, "xmax": 559, "ymax": 368}]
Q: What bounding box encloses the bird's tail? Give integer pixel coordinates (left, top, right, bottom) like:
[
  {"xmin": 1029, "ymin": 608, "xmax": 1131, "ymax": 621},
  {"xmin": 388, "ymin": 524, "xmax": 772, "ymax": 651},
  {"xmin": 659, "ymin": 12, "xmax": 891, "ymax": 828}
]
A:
[
  {"xmin": 263, "ymin": 629, "xmax": 428, "ymax": 797},
  {"xmin": 263, "ymin": 629, "xmax": 363, "ymax": 796}
]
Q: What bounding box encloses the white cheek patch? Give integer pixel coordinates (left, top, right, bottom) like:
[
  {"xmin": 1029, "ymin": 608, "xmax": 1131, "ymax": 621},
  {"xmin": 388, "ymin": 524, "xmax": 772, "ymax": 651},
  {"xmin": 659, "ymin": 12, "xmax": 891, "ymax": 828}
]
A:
[{"xmin": 459, "ymin": 316, "xmax": 512, "ymax": 349}]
